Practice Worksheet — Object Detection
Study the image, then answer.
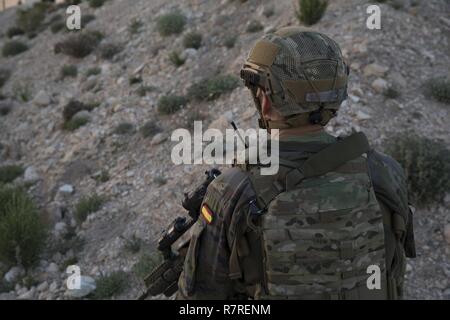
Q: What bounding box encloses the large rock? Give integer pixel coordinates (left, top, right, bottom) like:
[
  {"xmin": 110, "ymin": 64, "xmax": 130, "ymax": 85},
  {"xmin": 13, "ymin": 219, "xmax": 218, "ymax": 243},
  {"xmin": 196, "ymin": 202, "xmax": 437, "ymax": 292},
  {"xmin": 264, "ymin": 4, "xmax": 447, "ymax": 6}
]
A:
[
  {"xmin": 33, "ymin": 90, "xmax": 51, "ymax": 107},
  {"xmin": 4, "ymin": 266, "xmax": 25, "ymax": 283},
  {"xmin": 65, "ymin": 276, "xmax": 96, "ymax": 298},
  {"xmin": 363, "ymin": 63, "xmax": 389, "ymax": 78},
  {"xmin": 24, "ymin": 166, "xmax": 40, "ymax": 182},
  {"xmin": 371, "ymin": 78, "xmax": 388, "ymax": 93}
]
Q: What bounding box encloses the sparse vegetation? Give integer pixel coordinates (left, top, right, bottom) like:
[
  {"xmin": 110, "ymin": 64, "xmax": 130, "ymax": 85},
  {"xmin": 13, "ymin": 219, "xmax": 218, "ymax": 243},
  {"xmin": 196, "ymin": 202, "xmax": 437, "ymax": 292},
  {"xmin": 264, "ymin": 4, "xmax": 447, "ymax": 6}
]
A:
[
  {"xmin": 129, "ymin": 18, "xmax": 143, "ymax": 34},
  {"xmin": 86, "ymin": 67, "xmax": 102, "ymax": 77},
  {"xmin": 13, "ymin": 83, "xmax": 32, "ymax": 102},
  {"xmin": 263, "ymin": 6, "xmax": 275, "ymax": 18},
  {"xmin": 0, "ymin": 165, "xmax": 23, "ymax": 184},
  {"xmin": 54, "ymin": 30, "xmax": 104, "ymax": 58},
  {"xmin": 132, "ymin": 252, "xmax": 163, "ymax": 279},
  {"xmin": 63, "ymin": 116, "xmax": 89, "ymax": 131},
  {"xmin": 188, "ymin": 74, "xmax": 240, "ymax": 101},
  {"xmin": 16, "ymin": 3, "xmax": 49, "ymax": 36},
  {"xmin": 129, "ymin": 76, "xmax": 143, "ymax": 85},
  {"xmin": 6, "ymin": 27, "xmax": 24, "ymax": 38},
  {"xmin": 89, "ymin": 0, "xmax": 107, "ymax": 8},
  {"xmin": 153, "ymin": 175, "xmax": 167, "ymax": 186},
  {"xmin": 93, "ymin": 169, "xmax": 110, "ymax": 183},
  {"xmin": 2, "ymin": 40, "xmax": 29, "ymax": 57},
  {"xmin": 135, "ymin": 85, "xmax": 154, "ymax": 97},
  {"xmin": 168, "ymin": 51, "xmax": 186, "ymax": 67},
  {"xmin": 140, "ymin": 121, "xmax": 161, "ymax": 138},
  {"xmin": 60, "ymin": 65, "xmax": 78, "ymax": 79},
  {"xmin": 296, "ymin": 0, "xmax": 328, "ymax": 26},
  {"xmin": 99, "ymin": 42, "xmax": 123, "ymax": 60},
  {"xmin": 123, "ymin": 234, "xmax": 142, "ymax": 254},
  {"xmin": 384, "ymin": 86, "xmax": 400, "ymax": 99},
  {"xmin": 424, "ymin": 77, "xmax": 450, "ymax": 104},
  {"xmin": 385, "ymin": 134, "xmax": 450, "ymax": 205},
  {"xmin": 246, "ymin": 20, "xmax": 264, "ymax": 33},
  {"xmin": 0, "ymin": 186, "xmax": 47, "ymax": 268},
  {"xmin": 183, "ymin": 32, "xmax": 202, "ymax": 49},
  {"xmin": 74, "ymin": 194, "xmax": 104, "ymax": 224},
  {"xmin": 223, "ymin": 35, "xmax": 237, "ymax": 48},
  {"xmin": 93, "ymin": 271, "xmax": 128, "ymax": 299},
  {"xmin": 81, "ymin": 14, "xmax": 96, "ymax": 27},
  {"xmin": 157, "ymin": 95, "xmax": 187, "ymax": 115},
  {"xmin": 0, "ymin": 103, "xmax": 12, "ymax": 117},
  {"xmin": 113, "ymin": 122, "xmax": 135, "ymax": 135},
  {"xmin": 63, "ymin": 100, "xmax": 96, "ymax": 122},
  {"xmin": 156, "ymin": 12, "xmax": 186, "ymax": 36},
  {"xmin": 0, "ymin": 68, "xmax": 11, "ymax": 89},
  {"xmin": 50, "ymin": 21, "xmax": 65, "ymax": 33}
]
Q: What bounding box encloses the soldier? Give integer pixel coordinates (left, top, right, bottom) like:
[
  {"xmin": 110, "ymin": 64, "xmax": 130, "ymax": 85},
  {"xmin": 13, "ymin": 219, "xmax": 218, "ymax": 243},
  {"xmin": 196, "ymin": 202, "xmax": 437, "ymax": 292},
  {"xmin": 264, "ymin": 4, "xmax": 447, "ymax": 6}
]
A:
[{"xmin": 177, "ymin": 27, "xmax": 416, "ymax": 300}]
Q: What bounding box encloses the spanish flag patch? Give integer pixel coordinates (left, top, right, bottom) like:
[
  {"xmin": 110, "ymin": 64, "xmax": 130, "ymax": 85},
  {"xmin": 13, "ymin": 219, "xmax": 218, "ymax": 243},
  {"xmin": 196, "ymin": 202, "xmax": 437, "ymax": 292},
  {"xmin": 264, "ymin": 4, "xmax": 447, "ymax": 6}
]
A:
[{"xmin": 201, "ymin": 204, "xmax": 214, "ymax": 224}]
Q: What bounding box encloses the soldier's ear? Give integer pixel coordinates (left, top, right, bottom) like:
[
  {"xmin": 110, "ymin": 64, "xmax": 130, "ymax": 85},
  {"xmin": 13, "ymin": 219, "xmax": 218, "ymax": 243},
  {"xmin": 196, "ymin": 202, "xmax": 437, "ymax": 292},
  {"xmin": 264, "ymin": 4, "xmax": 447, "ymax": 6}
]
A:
[{"xmin": 261, "ymin": 91, "xmax": 272, "ymax": 119}]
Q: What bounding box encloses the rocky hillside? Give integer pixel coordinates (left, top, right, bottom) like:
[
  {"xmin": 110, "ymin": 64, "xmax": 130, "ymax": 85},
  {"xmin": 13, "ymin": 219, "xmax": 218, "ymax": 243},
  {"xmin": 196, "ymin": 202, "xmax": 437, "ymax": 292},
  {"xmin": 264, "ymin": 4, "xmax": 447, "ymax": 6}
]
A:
[{"xmin": 0, "ymin": 0, "xmax": 449, "ymax": 300}]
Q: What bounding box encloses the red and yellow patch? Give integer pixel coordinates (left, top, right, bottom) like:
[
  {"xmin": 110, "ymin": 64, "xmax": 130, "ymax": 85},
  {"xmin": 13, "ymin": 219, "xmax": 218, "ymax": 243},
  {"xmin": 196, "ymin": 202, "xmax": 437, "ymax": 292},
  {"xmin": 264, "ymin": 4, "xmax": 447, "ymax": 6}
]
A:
[{"xmin": 201, "ymin": 204, "xmax": 214, "ymax": 224}]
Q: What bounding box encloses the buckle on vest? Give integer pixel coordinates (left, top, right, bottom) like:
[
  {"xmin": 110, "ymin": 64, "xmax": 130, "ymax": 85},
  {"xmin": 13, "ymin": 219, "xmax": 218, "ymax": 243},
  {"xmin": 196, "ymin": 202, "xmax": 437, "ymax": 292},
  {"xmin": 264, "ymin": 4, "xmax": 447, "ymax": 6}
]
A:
[{"xmin": 249, "ymin": 199, "xmax": 265, "ymax": 216}]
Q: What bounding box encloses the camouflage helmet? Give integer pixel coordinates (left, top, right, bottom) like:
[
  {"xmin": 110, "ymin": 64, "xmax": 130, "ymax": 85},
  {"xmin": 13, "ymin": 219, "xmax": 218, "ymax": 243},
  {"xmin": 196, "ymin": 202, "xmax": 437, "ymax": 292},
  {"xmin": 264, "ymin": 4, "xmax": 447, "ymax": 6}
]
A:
[{"xmin": 240, "ymin": 27, "xmax": 349, "ymax": 128}]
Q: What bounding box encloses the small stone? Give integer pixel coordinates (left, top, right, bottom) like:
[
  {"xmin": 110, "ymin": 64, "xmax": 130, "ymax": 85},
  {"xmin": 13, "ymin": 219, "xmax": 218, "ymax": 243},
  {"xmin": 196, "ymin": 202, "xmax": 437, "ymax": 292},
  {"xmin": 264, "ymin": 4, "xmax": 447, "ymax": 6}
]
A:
[
  {"xmin": 33, "ymin": 90, "xmax": 51, "ymax": 107},
  {"xmin": 4, "ymin": 266, "xmax": 25, "ymax": 283},
  {"xmin": 151, "ymin": 133, "xmax": 167, "ymax": 145},
  {"xmin": 59, "ymin": 184, "xmax": 74, "ymax": 194},
  {"xmin": 406, "ymin": 263, "xmax": 413, "ymax": 273},
  {"xmin": 356, "ymin": 110, "xmax": 372, "ymax": 121},
  {"xmin": 46, "ymin": 263, "xmax": 59, "ymax": 274},
  {"xmin": 37, "ymin": 281, "xmax": 49, "ymax": 292},
  {"xmin": 264, "ymin": 25, "xmax": 276, "ymax": 34},
  {"xmin": 18, "ymin": 287, "xmax": 36, "ymax": 300},
  {"xmin": 72, "ymin": 110, "xmax": 91, "ymax": 121},
  {"xmin": 363, "ymin": 63, "xmax": 389, "ymax": 78},
  {"xmin": 24, "ymin": 166, "xmax": 40, "ymax": 182},
  {"xmin": 54, "ymin": 222, "xmax": 67, "ymax": 238},
  {"xmin": 65, "ymin": 276, "xmax": 96, "ymax": 298},
  {"xmin": 49, "ymin": 281, "xmax": 58, "ymax": 292},
  {"xmin": 444, "ymin": 224, "xmax": 450, "ymax": 245},
  {"xmin": 371, "ymin": 78, "xmax": 388, "ymax": 93}
]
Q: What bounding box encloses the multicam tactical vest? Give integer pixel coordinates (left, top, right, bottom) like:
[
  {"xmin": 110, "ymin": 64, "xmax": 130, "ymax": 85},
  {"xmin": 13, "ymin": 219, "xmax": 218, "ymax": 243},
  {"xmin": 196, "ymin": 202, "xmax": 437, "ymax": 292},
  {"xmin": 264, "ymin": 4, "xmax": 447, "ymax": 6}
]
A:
[{"xmin": 246, "ymin": 132, "xmax": 390, "ymax": 299}]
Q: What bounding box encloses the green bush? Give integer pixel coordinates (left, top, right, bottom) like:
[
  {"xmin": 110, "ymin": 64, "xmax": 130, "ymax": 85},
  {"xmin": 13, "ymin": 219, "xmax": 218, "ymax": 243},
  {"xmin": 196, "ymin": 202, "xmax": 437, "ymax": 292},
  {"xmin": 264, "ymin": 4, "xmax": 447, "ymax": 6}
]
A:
[
  {"xmin": 132, "ymin": 253, "xmax": 163, "ymax": 279},
  {"xmin": 2, "ymin": 41, "xmax": 29, "ymax": 57},
  {"xmin": 157, "ymin": 95, "xmax": 186, "ymax": 115},
  {"xmin": 63, "ymin": 100, "xmax": 95, "ymax": 122},
  {"xmin": 99, "ymin": 42, "xmax": 123, "ymax": 60},
  {"xmin": 16, "ymin": 3, "xmax": 48, "ymax": 35},
  {"xmin": 135, "ymin": 85, "xmax": 154, "ymax": 97},
  {"xmin": 123, "ymin": 234, "xmax": 142, "ymax": 254},
  {"xmin": 0, "ymin": 103, "xmax": 12, "ymax": 116},
  {"xmin": 50, "ymin": 21, "xmax": 65, "ymax": 33},
  {"xmin": 246, "ymin": 20, "xmax": 263, "ymax": 33},
  {"xmin": 0, "ymin": 165, "xmax": 23, "ymax": 184},
  {"xmin": 296, "ymin": 0, "xmax": 328, "ymax": 26},
  {"xmin": 89, "ymin": 0, "xmax": 107, "ymax": 8},
  {"xmin": 63, "ymin": 116, "xmax": 89, "ymax": 131},
  {"xmin": 188, "ymin": 75, "xmax": 240, "ymax": 101},
  {"xmin": 74, "ymin": 194, "xmax": 104, "ymax": 224},
  {"xmin": 385, "ymin": 134, "xmax": 450, "ymax": 205},
  {"xmin": 183, "ymin": 32, "xmax": 202, "ymax": 49},
  {"xmin": 223, "ymin": 35, "xmax": 237, "ymax": 48},
  {"xmin": 156, "ymin": 12, "xmax": 186, "ymax": 36},
  {"xmin": 54, "ymin": 30, "xmax": 104, "ymax": 58},
  {"xmin": 93, "ymin": 271, "xmax": 128, "ymax": 299},
  {"xmin": 129, "ymin": 76, "xmax": 142, "ymax": 85},
  {"xmin": 113, "ymin": 122, "xmax": 135, "ymax": 135},
  {"xmin": 6, "ymin": 27, "xmax": 24, "ymax": 38},
  {"xmin": 0, "ymin": 68, "xmax": 11, "ymax": 89},
  {"xmin": 13, "ymin": 83, "xmax": 31, "ymax": 102},
  {"xmin": 168, "ymin": 51, "xmax": 185, "ymax": 67},
  {"xmin": 81, "ymin": 14, "xmax": 96, "ymax": 27},
  {"xmin": 384, "ymin": 87, "xmax": 400, "ymax": 99},
  {"xmin": 60, "ymin": 65, "xmax": 78, "ymax": 79},
  {"xmin": 140, "ymin": 121, "xmax": 161, "ymax": 138},
  {"xmin": 0, "ymin": 186, "xmax": 47, "ymax": 268},
  {"xmin": 86, "ymin": 67, "xmax": 102, "ymax": 77},
  {"xmin": 129, "ymin": 18, "xmax": 143, "ymax": 35},
  {"xmin": 424, "ymin": 77, "xmax": 450, "ymax": 104}
]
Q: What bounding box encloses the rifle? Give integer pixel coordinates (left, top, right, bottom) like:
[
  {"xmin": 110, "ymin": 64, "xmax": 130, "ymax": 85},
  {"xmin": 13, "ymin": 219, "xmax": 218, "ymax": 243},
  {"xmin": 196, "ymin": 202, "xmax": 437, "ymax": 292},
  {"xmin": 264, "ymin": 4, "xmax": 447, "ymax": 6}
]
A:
[{"xmin": 137, "ymin": 168, "xmax": 221, "ymax": 300}]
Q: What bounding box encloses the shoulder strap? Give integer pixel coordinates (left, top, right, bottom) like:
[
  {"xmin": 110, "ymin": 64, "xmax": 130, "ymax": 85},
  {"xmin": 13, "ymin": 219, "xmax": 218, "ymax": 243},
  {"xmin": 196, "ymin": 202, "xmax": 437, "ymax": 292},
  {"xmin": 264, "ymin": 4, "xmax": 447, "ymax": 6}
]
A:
[{"xmin": 249, "ymin": 132, "xmax": 371, "ymax": 211}]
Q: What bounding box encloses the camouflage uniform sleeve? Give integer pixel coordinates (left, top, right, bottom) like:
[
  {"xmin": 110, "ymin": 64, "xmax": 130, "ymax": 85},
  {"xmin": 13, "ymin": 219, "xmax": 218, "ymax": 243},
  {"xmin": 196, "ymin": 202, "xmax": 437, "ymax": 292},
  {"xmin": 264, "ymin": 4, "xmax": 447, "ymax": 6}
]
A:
[{"xmin": 177, "ymin": 167, "xmax": 258, "ymax": 300}]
